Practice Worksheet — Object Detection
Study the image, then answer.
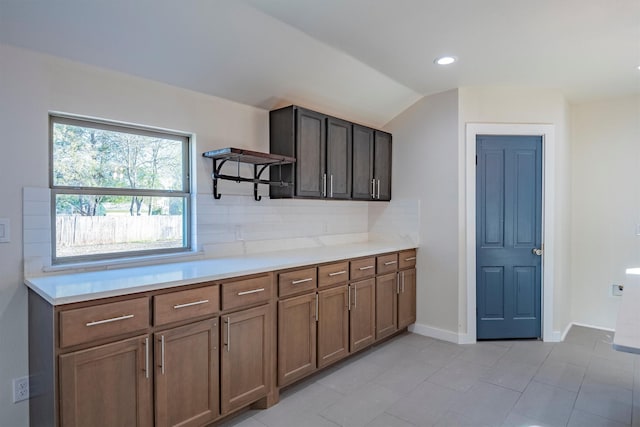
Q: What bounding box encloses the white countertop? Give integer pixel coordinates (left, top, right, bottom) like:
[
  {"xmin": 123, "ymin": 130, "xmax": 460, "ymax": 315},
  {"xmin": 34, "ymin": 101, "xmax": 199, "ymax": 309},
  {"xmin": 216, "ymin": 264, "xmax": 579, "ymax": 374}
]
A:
[
  {"xmin": 25, "ymin": 241, "xmax": 416, "ymax": 306},
  {"xmin": 613, "ymin": 269, "xmax": 640, "ymax": 354}
]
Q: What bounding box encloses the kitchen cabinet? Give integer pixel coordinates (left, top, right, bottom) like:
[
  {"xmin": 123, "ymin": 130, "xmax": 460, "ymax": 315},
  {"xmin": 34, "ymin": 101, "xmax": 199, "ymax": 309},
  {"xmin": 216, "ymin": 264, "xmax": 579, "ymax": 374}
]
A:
[
  {"xmin": 219, "ymin": 274, "xmax": 273, "ymax": 415},
  {"xmin": 349, "ymin": 278, "xmax": 376, "ymax": 352},
  {"xmin": 277, "ymin": 293, "xmax": 317, "ymax": 386},
  {"xmin": 352, "ymin": 125, "xmax": 375, "ymax": 200},
  {"xmin": 398, "ymin": 268, "xmax": 417, "ymax": 329},
  {"xmin": 374, "ymin": 131, "xmax": 392, "ymax": 201},
  {"xmin": 270, "ymin": 106, "xmax": 384, "ymax": 201},
  {"xmin": 28, "ymin": 248, "xmax": 414, "ymax": 426},
  {"xmin": 221, "ymin": 303, "xmax": 272, "ymax": 414},
  {"xmin": 398, "ymin": 250, "xmax": 417, "ymax": 329},
  {"xmin": 58, "ymin": 335, "xmax": 152, "ymax": 427},
  {"xmin": 317, "ymin": 285, "xmax": 350, "ymax": 368},
  {"xmin": 326, "ymin": 117, "xmax": 352, "ymax": 199},
  {"xmin": 154, "ymin": 319, "xmax": 218, "ymax": 427},
  {"xmin": 352, "ymin": 125, "xmax": 392, "ymax": 201},
  {"xmin": 375, "ymin": 272, "xmax": 398, "ymax": 340}
]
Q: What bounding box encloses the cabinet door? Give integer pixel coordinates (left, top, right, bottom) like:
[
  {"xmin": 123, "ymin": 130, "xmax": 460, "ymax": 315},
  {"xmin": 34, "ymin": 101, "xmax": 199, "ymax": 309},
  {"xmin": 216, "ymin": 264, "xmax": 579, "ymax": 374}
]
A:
[
  {"xmin": 398, "ymin": 269, "xmax": 417, "ymax": 329},
  {"xmin": 278, "ymin": 293, "xmax": 317, "ymax": 387},
  {"xmin": 155, "ymin": 319, "xmax": 219, "ymax": 427},
  {"xmin": 375, "ymin": 273, "xmax": 398, "ymax": 340},
  {"xmin": 349, "ymin": 278, "xmax": 375, "ymax": 352},
  {"xmin": 326, "ymin": 117, "xmax": 352, "ymax": 199},
  {"xmin": 59, "ymin": 335, "xmax": 152, "ymax": 427},
  {"xmin": 352, "ymin": 125, "xmax": 374, "ymax": 200},
  {"xmin": 317, "ymin": 286, "xmax": 349, "ymax": 368},
  {"xmin": 296, "ymin": 108, "xmax": 326, "ymax": 198},
  {"xmin": 221, "ymin": 304, "xmax": 271, "ymax": 414},
  {"xmin": 374, "ymin": 131, "xmax": 392, "ymax": 201}
]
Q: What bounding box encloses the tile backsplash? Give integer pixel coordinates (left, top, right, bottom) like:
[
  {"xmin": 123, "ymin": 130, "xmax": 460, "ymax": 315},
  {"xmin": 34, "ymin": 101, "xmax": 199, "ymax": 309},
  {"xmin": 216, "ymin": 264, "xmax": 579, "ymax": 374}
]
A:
[{"xmin": 23, "ymin": 187, "xmax": 419, "ymax": 275}]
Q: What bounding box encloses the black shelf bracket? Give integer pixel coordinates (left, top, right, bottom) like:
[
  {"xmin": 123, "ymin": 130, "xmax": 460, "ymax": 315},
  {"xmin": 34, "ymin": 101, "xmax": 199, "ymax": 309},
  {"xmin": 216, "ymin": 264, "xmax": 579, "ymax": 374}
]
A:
[{"xmin": 203, "ymin": 148, "xmax": 295, "ymax": 201}]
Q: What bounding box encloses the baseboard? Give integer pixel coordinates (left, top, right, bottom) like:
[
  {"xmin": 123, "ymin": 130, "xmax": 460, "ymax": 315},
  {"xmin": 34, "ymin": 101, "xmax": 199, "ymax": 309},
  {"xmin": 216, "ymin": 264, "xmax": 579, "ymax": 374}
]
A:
[
  {"xmin": 558, "ymin": 321, "xmax": 615, "ymax": 342},
  {"xmin": 409, "ymin": 323, "xmax": 462, "ymax": 344}
]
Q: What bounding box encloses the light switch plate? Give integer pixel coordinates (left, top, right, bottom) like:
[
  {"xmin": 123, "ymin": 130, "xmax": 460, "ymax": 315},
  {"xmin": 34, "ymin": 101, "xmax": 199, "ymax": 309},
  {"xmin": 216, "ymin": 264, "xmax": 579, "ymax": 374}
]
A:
[{"xmin": 0, "ymin": 218, "xmax": 10, "ymax": 243}]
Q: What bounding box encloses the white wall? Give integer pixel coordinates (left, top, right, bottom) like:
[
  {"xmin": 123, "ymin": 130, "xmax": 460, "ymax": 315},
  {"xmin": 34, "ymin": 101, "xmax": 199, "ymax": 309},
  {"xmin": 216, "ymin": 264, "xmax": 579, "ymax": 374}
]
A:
[
  {"xmin": 458, "ymin": 87, "xmax": 573, "ymax": 337},
  {"xmin": 571, "ymin": 95, "xmax": 640, "ymax": 329},
  {"xmin": 0, "ymin": 44, "xmax": 376, "ymax": 425},
  {"xmin": 385, "ymin": 90, "xmax": 460, "ymax": 338}
]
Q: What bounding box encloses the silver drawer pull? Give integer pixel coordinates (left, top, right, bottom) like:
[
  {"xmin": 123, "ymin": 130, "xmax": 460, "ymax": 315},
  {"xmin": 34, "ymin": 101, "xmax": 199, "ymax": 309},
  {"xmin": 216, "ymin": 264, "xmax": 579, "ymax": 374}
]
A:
[
  {"xmin": 359, "ymin": 265, "xmax": 374, "ymax": 271},
  {"xmin": 86, "ymin": 314, "xmax": 134, "ymax": 327},
  {"xmin": 292, "ymin": 278, "xmax": 313, "ymax": 285},
  {"xmin": 328, "ymin": 270, "xmax": 347, "ymax": 277},
  {"xmin": 404, "ymin": 256, "xmax": 416, "ymax": 261},
  {"xmin": 237, "ymin": 288, "xmax": 265, "ymax": 296},
  {"xmin": 173, "ymin": 299, "xmax": 209, "ymax": 309},
  {"xmin": 384, "ymin": 261, "xmax": 397, "ymax": 266}
]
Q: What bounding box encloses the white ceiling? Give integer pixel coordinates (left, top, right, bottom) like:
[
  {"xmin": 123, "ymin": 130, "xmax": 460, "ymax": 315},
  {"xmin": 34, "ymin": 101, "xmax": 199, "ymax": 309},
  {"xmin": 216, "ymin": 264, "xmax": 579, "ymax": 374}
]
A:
[{"xmin": 1, "ymin": 0, "xmax": 639, "ymax": 127}]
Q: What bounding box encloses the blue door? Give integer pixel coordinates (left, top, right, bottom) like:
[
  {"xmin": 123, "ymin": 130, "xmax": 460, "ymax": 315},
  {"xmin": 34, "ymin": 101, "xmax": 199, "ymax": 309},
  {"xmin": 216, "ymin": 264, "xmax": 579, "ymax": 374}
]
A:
[{"xmin": 476, "ymin": 135, "xmax": 542, "ymax": 339}]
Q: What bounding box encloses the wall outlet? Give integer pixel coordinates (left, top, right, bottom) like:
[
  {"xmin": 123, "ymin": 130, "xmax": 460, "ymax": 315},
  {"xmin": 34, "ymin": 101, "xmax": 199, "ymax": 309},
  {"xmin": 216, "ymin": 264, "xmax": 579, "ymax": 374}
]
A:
[
  {"xmin": 612, "ymin": 284, "xmax": 624, "ymax": 297},
  {"xmin": 12, "ymin": 376, "xmax": 29, "ymax": 403}
]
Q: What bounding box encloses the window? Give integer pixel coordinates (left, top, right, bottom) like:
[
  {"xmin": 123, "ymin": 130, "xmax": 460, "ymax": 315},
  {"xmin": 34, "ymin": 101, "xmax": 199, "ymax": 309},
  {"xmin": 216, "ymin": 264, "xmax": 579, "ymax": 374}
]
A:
[{"xmin": 50, "ymin": 115, "xmax": 191, "ymax": 263}]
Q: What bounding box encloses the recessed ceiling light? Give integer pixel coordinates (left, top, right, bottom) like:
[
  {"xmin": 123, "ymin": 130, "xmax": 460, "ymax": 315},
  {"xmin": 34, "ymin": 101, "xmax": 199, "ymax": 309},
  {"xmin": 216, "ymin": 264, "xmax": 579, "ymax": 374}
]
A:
[{"xmin": 434, "ymin": 56, "xmax": 456, "ymax": 65}]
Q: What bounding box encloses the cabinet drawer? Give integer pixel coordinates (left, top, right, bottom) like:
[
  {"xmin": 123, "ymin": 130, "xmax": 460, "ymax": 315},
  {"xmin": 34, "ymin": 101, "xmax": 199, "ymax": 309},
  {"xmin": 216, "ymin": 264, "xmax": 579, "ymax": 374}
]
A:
[
  {"xmin": 278, "ymin": 267, "xmax": 317, "ymax": 298},
  {"xmin": 350, "ymin": 257, "xmax": 376, "ymax": 281},
  {"xmin": 376, "ymin": 253, "xmax": 398, "ymax": 274},
  {"xmin": 59, "ymin": 297, "xmax": 149, "ymax": 348},
  {"xmin": 222, "ymin": 275, "xmax": 272, "ymax": 311},
  {"xmin": 318, "ymin": 262, "xmax": 349, "ymax": 288},
  {"xmin": 154, "ymin": 285, "xmax": 219, "ymax": 326},
  {"xmin": 399, "ymin": 250, "xmax": 417, "ymax": 270}
]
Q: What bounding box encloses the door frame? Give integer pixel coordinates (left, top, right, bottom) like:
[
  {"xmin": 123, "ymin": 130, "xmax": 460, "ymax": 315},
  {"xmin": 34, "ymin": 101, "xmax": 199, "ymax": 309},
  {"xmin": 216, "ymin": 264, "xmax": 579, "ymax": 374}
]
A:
[{"xmin": 465, "ymin": 123, "xmax": 556, "ymax": 343}]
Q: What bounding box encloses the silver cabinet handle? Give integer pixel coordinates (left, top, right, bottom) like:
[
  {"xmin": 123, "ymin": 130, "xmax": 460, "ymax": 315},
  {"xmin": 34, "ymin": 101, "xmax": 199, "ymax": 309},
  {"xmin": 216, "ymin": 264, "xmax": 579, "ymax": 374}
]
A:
[
  {"xmin": 371, "ymin": 178, "xmax": 376, "ymax": 198},
  {"xmin": 348, "ymin": 286, "xmax": 351, "ymax": 311},
  {"xmin": 86, "ymin": 314, "xmax": 134, "ymax": 327},
  {"xmin": 328, "ymin": 270, "xmax": 347, "ymax": 277},
  {"xmin": 384, "ymin": 260, "xmax": 397, "ymax": 266},
  {"xmin": 173, "ymin": 299, "xmax": 209, "ymax": 309},
  {"xmin": 359, "ymin": 265, "xmax": 374, "ymax": 271},
  {"xmin": 237, "ymin": 288, "xmax": 265, "ymax": 296},
  {"xmin": 323, "ymin": 173, "xmax": 327, "ymax": 197},
  {"xmin": 160, "ymin": 335, "xmax": 165, "ymax": 375},
  {"xmin": 227, "ymin": 317, "xmax": 231, "ymax": 352},
  {"xmin": 354, "ymin": 285, "xmax": 357, "ymax": 308},
  {"xmin": 315, "ymin": 294, "xmax": 319, "ymax": 322},
  {"xmin": 144, "ymin": 337, "xmax": 149, "ymax": 379},
  {"xmin": 402, "ymin": 271, "xmax": 405, "ymax": 293},
  {"xmin": 292, "ymin": 278, "xmax": 313, "ymax": 285},
  {"xmin": 396, "ymin": 273, "xmax": 400, "ymax": 294},
  {"xmin": 377, "ymin": 179, "xmax": 381, "ymax": 199},
  {"xmin": 404, "ymin": 256, "xmax": 416, "ymax": 261},
  {"xmin": 330, "ymin": 174, "xmax": 334, "ymax": 198}
]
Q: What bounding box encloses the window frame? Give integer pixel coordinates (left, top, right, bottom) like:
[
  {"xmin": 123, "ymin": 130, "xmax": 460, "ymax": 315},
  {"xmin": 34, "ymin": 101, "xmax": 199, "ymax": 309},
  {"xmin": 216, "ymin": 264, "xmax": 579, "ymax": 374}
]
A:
[{"xmin": 49, "ymin": 114, "xmax": 192, "ymax": 264}]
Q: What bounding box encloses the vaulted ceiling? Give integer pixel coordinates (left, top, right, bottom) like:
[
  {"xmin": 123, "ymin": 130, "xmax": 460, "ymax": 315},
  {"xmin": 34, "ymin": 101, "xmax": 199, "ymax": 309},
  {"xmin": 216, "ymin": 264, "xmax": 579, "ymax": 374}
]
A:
[{"xmin": 1, "ymin": 0, "xmax": 638, "ymax": 127}]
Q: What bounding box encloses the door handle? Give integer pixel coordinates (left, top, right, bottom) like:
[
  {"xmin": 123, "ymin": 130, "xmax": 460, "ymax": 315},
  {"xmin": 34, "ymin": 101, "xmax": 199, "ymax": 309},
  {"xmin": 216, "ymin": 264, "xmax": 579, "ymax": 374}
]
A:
[
  {"xmin": 330, "ymin": 174, "xmax": 334, "ymax": 198},
  {"xmin": 532, "ymin": 248, "xmax": 543, "ymax": 256},
  {"xmin": 323, "ymin": 173, "xmax": 327, "ymax": 197}
]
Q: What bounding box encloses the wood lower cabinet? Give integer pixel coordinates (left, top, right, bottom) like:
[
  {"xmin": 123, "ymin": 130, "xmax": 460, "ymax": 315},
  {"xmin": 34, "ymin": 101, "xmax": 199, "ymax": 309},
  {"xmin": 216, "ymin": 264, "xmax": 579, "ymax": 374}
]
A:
[
  {"xmin": 317, "ymin": 285, "xmax": 349, "ymax": 368},
  {"xmin": 277, "ymin": 293, "xmax": 317, "ymax": 386},
  {"xmin": 58, "ymin": 335, "xmax": 152, "ymax": 427},
  {"xmin": 155, "ymin": 319, "xmax": 219, "ymax": 427},
  {"xmin": 375, "ymin": 273, "xmax": 398, "ymax": 340},
  {"xmin": 398, "ymin": 268, "xmax": 417, "ymax": 329},
  {"xmin": 30, "ymin": 249, "xmax": 415, "ymax": 427},
  {"xmin": 349, "ymin": 278, "xmax": 376, "ymax": 352},
  {"xmin": 221, "ymin": 304, "xmax": 271, "ymax": 414}
]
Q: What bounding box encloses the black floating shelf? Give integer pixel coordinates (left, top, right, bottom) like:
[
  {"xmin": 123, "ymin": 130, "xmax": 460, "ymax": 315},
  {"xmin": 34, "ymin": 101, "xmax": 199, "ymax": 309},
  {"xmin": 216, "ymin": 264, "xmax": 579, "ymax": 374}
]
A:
[{"xmin": 202, "ymin": 148, "xmax": 295, "ymax": 201}]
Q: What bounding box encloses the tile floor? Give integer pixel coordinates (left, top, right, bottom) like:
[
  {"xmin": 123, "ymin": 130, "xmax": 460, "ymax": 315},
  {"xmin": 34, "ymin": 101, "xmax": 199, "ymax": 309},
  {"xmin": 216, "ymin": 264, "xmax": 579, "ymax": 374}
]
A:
[{"xmin": 219, "ymin": 326, "xmax": 640, "ymax": 427}]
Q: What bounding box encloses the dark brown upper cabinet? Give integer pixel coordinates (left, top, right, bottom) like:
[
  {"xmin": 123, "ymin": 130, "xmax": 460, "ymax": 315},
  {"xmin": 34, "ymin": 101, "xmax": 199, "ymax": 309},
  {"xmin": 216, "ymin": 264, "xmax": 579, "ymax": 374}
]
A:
[
  {"xmin": 352, "ymin": 124, "xmax": 392, "ymax": 201},
  {"xmin": 270, "ymin": 106, "xmax": 352, "ymax": 200}
]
